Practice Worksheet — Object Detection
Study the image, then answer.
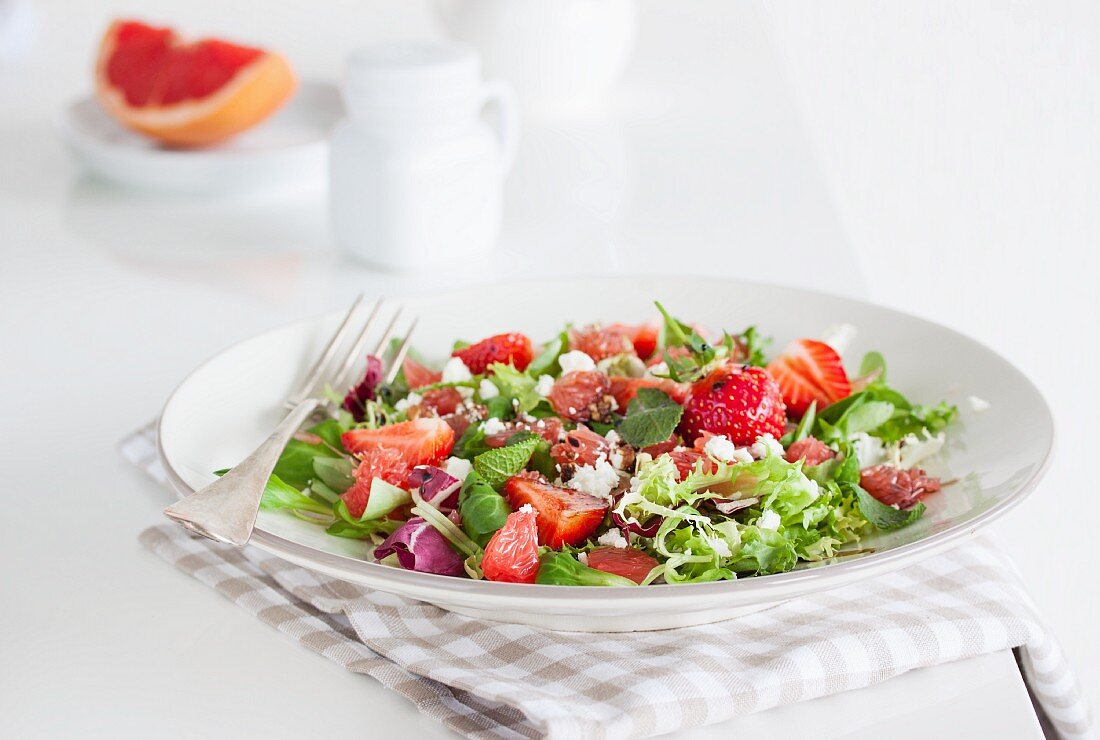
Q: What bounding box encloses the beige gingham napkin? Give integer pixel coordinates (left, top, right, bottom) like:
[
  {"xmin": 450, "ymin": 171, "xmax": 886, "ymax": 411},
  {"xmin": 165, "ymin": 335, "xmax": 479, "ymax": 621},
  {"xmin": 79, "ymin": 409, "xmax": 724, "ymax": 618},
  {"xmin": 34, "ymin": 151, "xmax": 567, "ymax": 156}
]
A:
[{"xmin": 123, "ymin": 425, "xmax": 1094, "ymax": 739}]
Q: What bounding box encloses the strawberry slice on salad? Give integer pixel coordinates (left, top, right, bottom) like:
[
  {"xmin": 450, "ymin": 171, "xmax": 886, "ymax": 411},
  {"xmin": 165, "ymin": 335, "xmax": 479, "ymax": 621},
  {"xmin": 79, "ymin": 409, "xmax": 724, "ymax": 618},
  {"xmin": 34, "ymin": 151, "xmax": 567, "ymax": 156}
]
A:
[
  {"xmin": 607, "ymin": 322, "xmax": 660, "ymax": 360},
  {"xmin": 678, "ymin": 363, "xmax": 787, "ymax": 446},
  {"xmin": 503, "ymin": 473, "xmax": 608, "ymax": 548},
  {"xmin": 453, "ymin": 332, "xmax": 533, "ymax": 373},
  {"xmin": 342, "ymin": 417, "xmax": 455, "ymax": 464},
  {"xmin": 766, "ymin": 339, "xmax": 851, "ymax": 417}
]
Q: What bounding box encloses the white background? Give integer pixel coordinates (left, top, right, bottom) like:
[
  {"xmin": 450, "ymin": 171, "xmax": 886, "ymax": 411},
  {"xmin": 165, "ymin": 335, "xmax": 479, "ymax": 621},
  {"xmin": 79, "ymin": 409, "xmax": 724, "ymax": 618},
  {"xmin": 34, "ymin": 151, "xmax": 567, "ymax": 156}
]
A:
[{"xmin": 1, "ymin": 0, "xmax": 1096, "ymax": 734}]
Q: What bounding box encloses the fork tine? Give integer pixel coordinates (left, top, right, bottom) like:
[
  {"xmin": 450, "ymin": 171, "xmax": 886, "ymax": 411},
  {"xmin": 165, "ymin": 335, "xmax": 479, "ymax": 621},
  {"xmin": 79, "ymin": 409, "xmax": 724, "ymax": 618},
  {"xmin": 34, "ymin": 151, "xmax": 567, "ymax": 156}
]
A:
[
  {"xmin": 384, "ymin": 317, "xmax": 418, "ymax": 384},
  {"xmin": 329, "ymin": 305, "xmax": 400, "ymax": 395},
  {"xmin": 286, "ymin": 294, "xmax": 368, "ymax": 406}
]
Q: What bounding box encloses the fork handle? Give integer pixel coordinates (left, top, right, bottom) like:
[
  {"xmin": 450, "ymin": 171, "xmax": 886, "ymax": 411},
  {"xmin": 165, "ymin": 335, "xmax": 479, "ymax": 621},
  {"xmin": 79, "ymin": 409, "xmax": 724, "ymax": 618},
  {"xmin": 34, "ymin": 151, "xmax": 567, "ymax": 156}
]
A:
[{"xmin": 163, "ymin": 398, "xmax": 322, "ymax": 546}]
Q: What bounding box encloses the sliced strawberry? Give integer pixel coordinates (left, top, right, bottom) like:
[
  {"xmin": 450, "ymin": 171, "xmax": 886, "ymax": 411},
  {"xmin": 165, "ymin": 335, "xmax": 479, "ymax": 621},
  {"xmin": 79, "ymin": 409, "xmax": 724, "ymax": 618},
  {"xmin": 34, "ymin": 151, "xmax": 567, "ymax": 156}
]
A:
[
  {"xmin": 482, "ymin": 507, "xmax": 541, "ymax": 584},
  {"xmin": 586, "ymin": 547, "xmax": 659, "ymax": 585},
  {"xmin": 860, "ymin": 465, "xmax": 941, "ymax": 508},
  {"xmin": 402, "ymin": 357, "xmax": 441, "ymax": 389},
  {"xmin": 548, "ymin": 371, "xmax": 615, "ymax": 422},
  {"xmin": 609, "ymin": 376, "xmax": 690, "ymax": 410},
  {"xmin": 569, "ymin": 326, "xmax": 635, "ymax": 362},
  {"xmin": 341, "ymin": 448, "xmax": 407, "ymax": 518},
  {"xmin": 785, "ymin": 436, "xmax": 835, "ymax": 466},
  {"xmin": 503, "ymin": 474, "xmax": 608, "ymax": 548},
  {"xmin": 550, "ymin": 425, "xmax": 611, "ymax": 469},
  {"xmin": 342, "ymin": 417, "xmax": 455, "ymax": 464},
  {"xmin": 766, "ymin": 339, "xmax": 851, "ymax": 417},
  {"xmin": 453, "ymin": 332, "xmax": 533, "ymax": 373},
  {"xmin": 679, "ymin": 363, "xmax": 786, "ymax": 446}
]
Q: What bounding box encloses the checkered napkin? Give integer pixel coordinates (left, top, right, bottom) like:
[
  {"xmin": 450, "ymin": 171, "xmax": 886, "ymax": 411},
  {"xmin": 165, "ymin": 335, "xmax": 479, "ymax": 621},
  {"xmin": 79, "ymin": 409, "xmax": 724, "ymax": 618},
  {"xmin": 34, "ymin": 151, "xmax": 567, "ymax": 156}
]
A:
[{"xmin": 123, "ymin": 425, "xmax": 1094, "ymax": 739}]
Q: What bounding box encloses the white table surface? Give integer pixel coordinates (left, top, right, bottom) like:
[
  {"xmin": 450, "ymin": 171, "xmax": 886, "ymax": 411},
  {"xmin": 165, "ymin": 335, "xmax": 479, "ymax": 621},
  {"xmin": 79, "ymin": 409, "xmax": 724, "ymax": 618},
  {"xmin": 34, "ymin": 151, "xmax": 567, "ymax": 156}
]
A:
[{"xmin": 1, "ymin": 1, "xmax": 1094, "ymax": 737}]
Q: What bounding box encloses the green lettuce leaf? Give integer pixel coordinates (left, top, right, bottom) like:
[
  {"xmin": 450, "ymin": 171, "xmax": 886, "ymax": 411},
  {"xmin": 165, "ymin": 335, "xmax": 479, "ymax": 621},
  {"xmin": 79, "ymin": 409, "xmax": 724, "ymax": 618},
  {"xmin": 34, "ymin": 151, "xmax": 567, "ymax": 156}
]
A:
[
  {"xmin": 526, "ymin": 330, "xmax": 568, "ymax": 378},
  {"xmin": 535, "ymin": 552, "xmax": 637, "ymax": 586},
  {"xmin": 852, "ymin": 483, "xmax": 926, "ymax": 530}
]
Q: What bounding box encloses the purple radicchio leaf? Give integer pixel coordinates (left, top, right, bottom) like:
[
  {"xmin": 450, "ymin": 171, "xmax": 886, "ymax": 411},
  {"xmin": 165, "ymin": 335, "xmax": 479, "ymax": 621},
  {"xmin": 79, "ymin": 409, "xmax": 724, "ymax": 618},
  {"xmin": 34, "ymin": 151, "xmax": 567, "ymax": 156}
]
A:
[
  {"xmin": 610, "ymin": 510, "xmax": 662, "ymax": 538},
  {"xmin": 405, "ymin": 465, "xmax": 462, "ymax": 513},
  {"xmin": 375, "ymin": 517, "xmax": 465, "ymax": 576},
  {"xmin": 343, "ymin": 355, "xmax": 383, "ymax": 422}
]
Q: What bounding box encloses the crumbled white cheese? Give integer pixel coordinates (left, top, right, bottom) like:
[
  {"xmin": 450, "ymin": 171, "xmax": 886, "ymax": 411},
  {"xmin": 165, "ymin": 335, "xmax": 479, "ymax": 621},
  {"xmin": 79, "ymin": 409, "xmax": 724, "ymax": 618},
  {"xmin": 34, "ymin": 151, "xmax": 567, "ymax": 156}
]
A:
[
  {"xmin": 703, "ymin": 435, "xmax": 738, "ymax": 463},
  {"xmin": 851, "ymin": 432, "xmax": 886, "ymax": 467},
  {"xmin": 968, "ymin": 395, "xmax": 991, "ymax": 413},
  {"xmin": 604, "ymin": 429, "xmax": 621, "ymax": 444},
  {"xmin": 517, "ymin": 503, "xmax": 535, "ymax": 515},
  {"xmin": 898, "ymin": 431, "xmax": 946, "ymax": 469},
  {"xmin": 478, "ymin": 378, "xmax": 500, "ymax": 399},
  {"xmin": 647, "ymin": 361, "xmax": 670, "ymax": 377},
  {"xmin": 441, "ymin": 357, "xmax": 474, "ymax": 398},
  {"xmin": 534, "ymin": 374, "xmax": 555, "ymax": 397},
  {"xmin": 443, "ymin": 457, "xmax": 473, "ymax": 482},
  {"xmin": 597, "ymin": 527, "xmax": 629, "ymax": 549},
  {"xmin": 577, "ymin": 551, "xmax": 589, "ymax": 565},
  {"xmin": 394, "ymin": 392, "xmax": 422, "ymax": 413},
  {"xmin": 758, "ymin": 509, "xmax": 781, "ymax": 531},
  {"xmin": 820, "ymin": 323, "xmax": 858, "ymax": 355},
  {"xmin": 750, "ymin": 434, "xmax": 784, "ymax": 459},
  {"xmin": 558, "ymin": 350, "xmax": 596, "ymax": 374},
  {"xmin": 604, "ymin": 429, "xmax": 626, "ymax": 469},
  {"xmin": 481, "ymin": 417, "xmax": 506, "ymax": 435},
  {"xmin": 567, "ymin": 459, "xmax": 620, "ymax": 501}
]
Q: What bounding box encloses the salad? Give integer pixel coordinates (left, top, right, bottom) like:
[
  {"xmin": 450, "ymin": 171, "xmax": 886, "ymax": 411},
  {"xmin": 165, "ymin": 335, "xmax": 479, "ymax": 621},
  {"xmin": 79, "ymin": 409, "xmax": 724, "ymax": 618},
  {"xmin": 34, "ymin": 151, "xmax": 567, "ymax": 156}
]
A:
[{"xmin": 257, "ymin": 302, "xmax": 958, "ymax": 586}]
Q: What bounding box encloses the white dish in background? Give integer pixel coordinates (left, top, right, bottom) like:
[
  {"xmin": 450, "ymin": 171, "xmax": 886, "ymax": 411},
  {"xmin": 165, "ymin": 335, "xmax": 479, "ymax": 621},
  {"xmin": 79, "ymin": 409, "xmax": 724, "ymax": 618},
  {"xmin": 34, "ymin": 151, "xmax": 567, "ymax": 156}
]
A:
[
  {"xmin": 59, "ymin": 80, "xmax": 342, "ymax": 194},
  {"xmin": 157, "ymin": 276, "xmax": 1053, "ymax": 631}
]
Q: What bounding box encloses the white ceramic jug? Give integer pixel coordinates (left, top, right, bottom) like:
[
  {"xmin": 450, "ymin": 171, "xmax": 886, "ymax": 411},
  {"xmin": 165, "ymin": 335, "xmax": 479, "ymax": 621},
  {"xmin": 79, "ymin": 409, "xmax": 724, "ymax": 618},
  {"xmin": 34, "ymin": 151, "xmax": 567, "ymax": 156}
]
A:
[
  {"xmin": 433, "ymin": 0, "xmax": 637, "ymax": 112},
  {"xmin": 330, "ymin": 43, "xmax": 518, "ymax": 269}
]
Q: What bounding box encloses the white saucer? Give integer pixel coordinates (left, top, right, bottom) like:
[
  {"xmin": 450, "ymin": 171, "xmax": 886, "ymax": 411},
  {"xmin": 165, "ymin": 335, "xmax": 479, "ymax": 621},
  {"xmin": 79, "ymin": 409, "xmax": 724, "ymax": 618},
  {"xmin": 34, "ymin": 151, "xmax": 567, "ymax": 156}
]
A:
[{"xmin": 59, "ymin": 80, "xmax": 343, "ymax": 194}]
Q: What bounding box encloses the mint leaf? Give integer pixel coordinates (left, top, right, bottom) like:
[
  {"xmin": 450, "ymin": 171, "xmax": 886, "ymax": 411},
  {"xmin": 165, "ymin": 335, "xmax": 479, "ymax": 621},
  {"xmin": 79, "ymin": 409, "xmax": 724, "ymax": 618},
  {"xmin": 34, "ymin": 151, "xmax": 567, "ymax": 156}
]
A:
[
  {"xmin": 617, "ymin": 387, "xmax": 684, "ymax": 448},
  {"xmin": 852, "ymin": 483, "xmax": 925, "ymax": 530},
  {"xmin": 473, "ymin": 435, "xmax": 540, "ymax": 488}
]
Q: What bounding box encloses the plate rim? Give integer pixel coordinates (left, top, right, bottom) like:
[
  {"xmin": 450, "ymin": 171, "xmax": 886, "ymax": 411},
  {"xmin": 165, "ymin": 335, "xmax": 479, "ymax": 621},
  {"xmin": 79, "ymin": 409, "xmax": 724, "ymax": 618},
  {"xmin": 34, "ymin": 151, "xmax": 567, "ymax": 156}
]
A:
[{"xmin": 156, "ymin": 274, "xmax": 1055, "ymax": 601}]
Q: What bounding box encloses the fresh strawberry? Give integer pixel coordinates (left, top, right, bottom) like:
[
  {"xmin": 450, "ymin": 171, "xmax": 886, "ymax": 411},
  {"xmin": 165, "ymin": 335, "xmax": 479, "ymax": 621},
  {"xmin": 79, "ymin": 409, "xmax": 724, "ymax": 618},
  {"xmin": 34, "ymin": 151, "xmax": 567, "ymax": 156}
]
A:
[
  {"xmin": 341, "ymin": 448, "xmax": 407, "ymax": 518},
  {"xmin": 503, "ymin": 474, "xmax": 608, "ymax": 548},
  {"xmin": 860, "ymin": 465, "xmax": 941, "ymax": 508},
  {"xmin": 548, "ymin": 371, "xmax": 615, "ymax": 422},
  {"xmin": 401, "ymin": 357, "xmax": 441, "ymax": 389},
  {"xmin": 609, "ymin": 376, "xmax": 690, "ymax": 409},
  {"xmin": 550, "ymin": 425, "xmax": 612, "ymax": 470},
  {"xmin": 342, "ymin": 417, "xmax": 455, "ymax": 464},
  {"xmin": 569, "ymin": 326, "xmax": 635, "ymax": 362},
  {"xmin": 586, "ymin": 547, "xmax": 659, "ymax": 585},
  {"xmin": 453, "ymin": 332, "xmax": 533, "ymax": 373},
  {"xmin": 481, "ymin": 506, "xmax": 541, "ymax": 583},
  {"xmin": 785, "ymin": 436, "xmax": 835, "ymax": 466},
  {"xmin": 766, "ymin": 339, "xmax": 851, "ymax": 417},
  {"xmin": 678, "ymin": 363, "xmax": 786, "ymax": 446}
]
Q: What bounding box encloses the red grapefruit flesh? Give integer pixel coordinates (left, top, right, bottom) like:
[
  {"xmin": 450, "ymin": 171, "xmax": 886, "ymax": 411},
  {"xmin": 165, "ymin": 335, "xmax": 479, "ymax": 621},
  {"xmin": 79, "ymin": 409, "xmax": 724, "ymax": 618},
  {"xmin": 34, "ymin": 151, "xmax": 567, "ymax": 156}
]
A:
[{"xmin": 95, "ymin": 20, "xmax": 296, "ymax": 147}]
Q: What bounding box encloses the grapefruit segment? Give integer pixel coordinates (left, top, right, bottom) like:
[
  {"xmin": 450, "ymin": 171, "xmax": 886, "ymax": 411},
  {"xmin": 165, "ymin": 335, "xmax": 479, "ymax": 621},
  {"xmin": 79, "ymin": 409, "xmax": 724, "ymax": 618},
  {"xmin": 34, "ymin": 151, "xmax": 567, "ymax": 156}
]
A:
[{"xmin": 95, "ymin": 20, "xmax": 296, "ymax": 147}]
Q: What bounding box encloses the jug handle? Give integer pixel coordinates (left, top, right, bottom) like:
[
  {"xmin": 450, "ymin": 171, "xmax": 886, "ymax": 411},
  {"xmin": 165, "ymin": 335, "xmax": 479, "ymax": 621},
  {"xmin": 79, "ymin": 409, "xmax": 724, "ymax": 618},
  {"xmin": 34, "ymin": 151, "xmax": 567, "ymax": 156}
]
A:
[{"xmin": 479, "ymin": 80, "xmax": 519, "ymax": 176}]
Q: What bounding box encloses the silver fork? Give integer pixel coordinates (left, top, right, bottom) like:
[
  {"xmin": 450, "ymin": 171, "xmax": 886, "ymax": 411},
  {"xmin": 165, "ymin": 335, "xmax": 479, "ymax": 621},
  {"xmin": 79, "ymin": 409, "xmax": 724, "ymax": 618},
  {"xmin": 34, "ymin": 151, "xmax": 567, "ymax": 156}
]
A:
[{"xmin": 163, "ymin": 296, "xmax": 417, "ymax": 546}]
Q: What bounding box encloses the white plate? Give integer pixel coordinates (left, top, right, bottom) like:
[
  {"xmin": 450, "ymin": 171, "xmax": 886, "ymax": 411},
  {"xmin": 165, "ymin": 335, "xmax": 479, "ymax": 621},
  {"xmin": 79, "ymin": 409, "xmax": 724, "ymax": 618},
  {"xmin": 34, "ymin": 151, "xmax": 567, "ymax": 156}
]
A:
[
  {"xmin": 59, "ymin": 80, "xmax": 342, "ymax": 194},
  {"xmin": 157, "ymin": 276, "xmax": 1053, "ymax": 631}
]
